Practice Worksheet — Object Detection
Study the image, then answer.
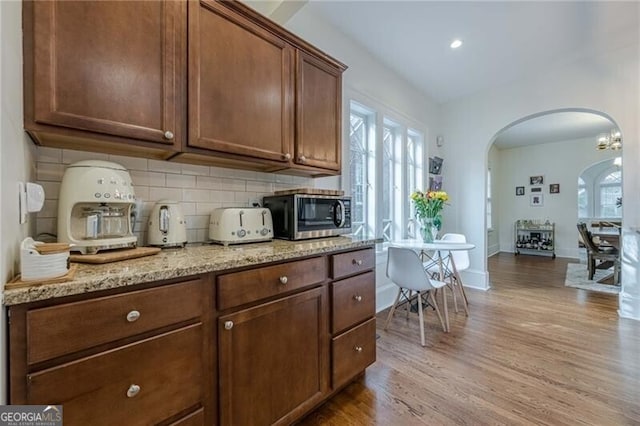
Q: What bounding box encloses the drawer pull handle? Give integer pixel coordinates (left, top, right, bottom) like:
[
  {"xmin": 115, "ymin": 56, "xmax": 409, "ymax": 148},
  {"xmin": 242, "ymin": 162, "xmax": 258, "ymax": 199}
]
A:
[
  {"xmin": 352, "ymin": 259, "xmax": 363, "ymax": 266},
  {"xmin": 126, "ymin": 310, "xmax": 141, "ymax": 323},
  {"xmin": 279, "ymin": 276, "xmax": 288, "ymax": 285},
  {"xmin": 354, "ymin": 345, "xmax": 363, "ymax": 353},
  {"xmin": 283, "ymin": 153, "xmax": 292, "ymax": 160},
  {"xmin": 164, "ymin": 130, "xmax": 174, "ymax": 140},
  {"xmin": 353, "ymin": 295, "xmax": 363, "ymax": 302},
  {"xmin": 224, "ymin": 321, "xmax": 234, "ymax": 330},
  {"xmin": 127, "ymin": 384, "xmax": 141, "ymax": 398}
]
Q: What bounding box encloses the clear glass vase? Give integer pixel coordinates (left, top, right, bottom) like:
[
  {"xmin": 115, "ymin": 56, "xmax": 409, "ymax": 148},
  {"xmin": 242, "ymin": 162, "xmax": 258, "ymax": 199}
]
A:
[{"xmin": 420, "ymin": 218, "xmax": 438, "ymax": 243}]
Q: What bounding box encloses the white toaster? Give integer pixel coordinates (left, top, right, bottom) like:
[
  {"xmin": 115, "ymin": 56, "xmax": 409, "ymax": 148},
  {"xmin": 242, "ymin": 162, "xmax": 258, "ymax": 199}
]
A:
[{"xmin": 209, "ymin": 207, "xmax": 273, "ymax": 245}]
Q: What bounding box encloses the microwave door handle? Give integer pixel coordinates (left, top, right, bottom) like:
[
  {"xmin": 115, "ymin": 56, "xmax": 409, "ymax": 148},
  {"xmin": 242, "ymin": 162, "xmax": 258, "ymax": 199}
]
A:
[{"xmin": 333, "ymin": 200, "xmax": 346, "ymax": 228}]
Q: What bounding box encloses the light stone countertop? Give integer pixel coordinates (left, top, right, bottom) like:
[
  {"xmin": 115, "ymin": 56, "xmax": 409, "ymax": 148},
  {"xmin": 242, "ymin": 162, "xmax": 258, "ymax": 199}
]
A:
[{"xmin": 4, "ymin": 236, "xmax": 379, "ymax": 306}]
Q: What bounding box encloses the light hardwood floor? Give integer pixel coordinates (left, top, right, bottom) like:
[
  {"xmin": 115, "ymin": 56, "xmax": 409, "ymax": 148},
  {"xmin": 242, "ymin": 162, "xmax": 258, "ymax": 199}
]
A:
[{"xmin": 300, "ymin": 253, "xmax": 640, "ymax": 425}]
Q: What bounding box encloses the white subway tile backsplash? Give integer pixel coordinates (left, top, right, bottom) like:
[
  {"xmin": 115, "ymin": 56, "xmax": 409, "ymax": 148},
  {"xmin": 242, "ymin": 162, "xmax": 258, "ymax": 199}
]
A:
[
  {"xmin": 148, "ymin": 159, "xmax": 182, "ymax": 174},
  {"xmin": 149, "ymin": 187, "xmax": 183, "ymax": 201},
  {"xmin": 196, "ymin": 202, "xmax": 222, "ymax": 216},
  {"xmin": 185, "ymin": 215, "xmax": 209, "ymax": 229},
  {"xmin": 62, "ymin": 149, "xmax": 109, "ymax": 164},
  {"xmin": 183, "ymin": 188, "xmax": 211, "ymax": 202},
  {"xmin": 246, "ymin": 180, "xmax": 273, "ymax": 193},
  {"xmin": 166, "ymin": 174, "xmax": 196, "ymax": 188},
  {"xmin": 35, "ymin": 152, "xmax": 315, "ymax": 244},
  {"xmin": 180, "ymin": 163, "xmax": 210, "ymax": 176},
  {"xmin": 36, "ymin": 147, "xmax": 62, "ymax": 163},
  {"xmin": 195, "ymin": 176, "xmax": 222, "ymax": 189},
  {"xmin": 41, "ymin": 182, "xmax": 61, "ymax": 200},
  {"xmin": 108, "ymin": 154, "xmax": 148, "ymax": 171},
  {"xmin": 220, "ymin": 178, "xmax": 246, "ymax": 192},
  {"xmin": 210, "ymin": 190, "xmax": 236, "ymax": 203},
  {"xmin": 36, "ymin": 163, "xmax": 65, "ymax": 181},
  {"xmin": 181, "ymin": 202, "xmax": 197, "ymax": 216},
  {"xmin": 130, "ymin": 170, "xmax": 166, "ymax": 187}
]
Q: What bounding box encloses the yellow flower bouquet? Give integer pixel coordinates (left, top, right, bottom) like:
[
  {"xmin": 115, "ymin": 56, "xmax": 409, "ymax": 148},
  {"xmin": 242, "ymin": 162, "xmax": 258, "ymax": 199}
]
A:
[{"xmin": 410, "ymin": 190, "xmax": 450, "ymax": 241}]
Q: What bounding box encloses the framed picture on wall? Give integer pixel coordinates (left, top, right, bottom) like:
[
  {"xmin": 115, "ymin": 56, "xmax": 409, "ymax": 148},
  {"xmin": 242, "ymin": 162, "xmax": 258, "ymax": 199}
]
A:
[
  {"xmin": 516, "ymin": 186, "xmax": 525, "ymax": 196},
  {"xmin": 429, "ymin": 156, "xmax": 444, "ymax": 174},
  {"xmin": 530, "ymin": 175, "xmax": 544, "ymax": 185},
  {"xmin": 550, "ymin": 183, "xmax": 560, "ymax": 194},
  {"xmin": 530, "ymin": 194, "xmax": 544, "ymax": 207},
  {"xmin": 429, "ymin": 175, "xmax": 443, "ymax": 191},
  {"xmin": 531, "ymin": 186, "xmax": 542, "ymax": 193}
]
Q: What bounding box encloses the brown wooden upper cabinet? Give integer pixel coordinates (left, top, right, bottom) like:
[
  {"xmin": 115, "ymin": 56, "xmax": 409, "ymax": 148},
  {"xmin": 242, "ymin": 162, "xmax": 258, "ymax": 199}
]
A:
[
  {"xmin": 23, "ymin": 0, "xmax": 346, "ymax": 175},
  {"xmin": 187, "ymin": 0, "xmax": 294, "ymax": 163},
  {"xmin": 185, "ymin": 0, "xmax": 346, "ymax": 175},
  {"xmin": 23, "ymin": 0, "xmax": 186, "ymax": 159}
]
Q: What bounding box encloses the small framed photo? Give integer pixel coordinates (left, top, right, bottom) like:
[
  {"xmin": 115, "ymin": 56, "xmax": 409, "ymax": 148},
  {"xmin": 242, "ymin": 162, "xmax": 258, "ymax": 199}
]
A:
[
  {"xmin": 550, "ymin": 183, "xmax": 560, "ymax": 194},
  {"xmin": 531, "ymin": 186, "xmax": 542, "ymax": 193},
  {"xmin": 530, "ymin": 194, "xmax": 544, "ymax": 207},
  {"xmin": 530, "ymin": 175, "xmax": 544, "ymax": 185},
  {"xmin": 515, "ymin": 186, "xmax": 525, "ymax": 196},
  {"xmin": 429, "ymin": 156, "xmax": 444, "ymax": 174}
]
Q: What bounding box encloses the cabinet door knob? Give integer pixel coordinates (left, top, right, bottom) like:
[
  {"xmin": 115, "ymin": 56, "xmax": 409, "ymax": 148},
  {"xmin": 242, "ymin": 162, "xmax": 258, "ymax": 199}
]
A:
[
  {"xmin": 298, "ymin": 155, "xmax": 306, "ymax": 163},
  {"xmin": 354, "ymin": 345, "xmax": 363, "ymax": 353},
  {"xmin": 127, "ymin": 384, "xmax": 141, "ymax": 398},
  {"xmin": 352, "ymin": 259, "xmax": 363, "ymax": 266},
  {"xmin": 224, "ymin": 321, "xmax": 234, "ymax": 330},
  {"xmin": 283, "ymin": 153, "xmax": 291, "ymax": 160},
  {"xmin": 353, "ymin": 295, "xmax": 363, "ymax": 302},
  {"xmin": 279, "ymin": 276, "xmax": 288, "ymax": 285},
  {"xmin": 164, "ymin": 131, "xmax": 174, "ymax": 140},
  {"xmin": 126, "ymin": 310, "xmax": 141, "ymax": 323}
]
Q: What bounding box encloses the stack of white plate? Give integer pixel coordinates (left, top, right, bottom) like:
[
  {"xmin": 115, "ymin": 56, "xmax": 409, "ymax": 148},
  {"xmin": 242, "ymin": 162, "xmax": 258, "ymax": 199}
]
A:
[{"xmin": 20, "ymin": 238, "xmax": 70, "ymax": 281}]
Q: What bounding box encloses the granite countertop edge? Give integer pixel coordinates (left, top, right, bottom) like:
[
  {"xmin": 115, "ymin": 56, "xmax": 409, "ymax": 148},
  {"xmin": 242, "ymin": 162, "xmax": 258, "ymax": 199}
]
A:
[{"xmin": 4, "ymin": 237, "xmax": 380, "ymax": 306}]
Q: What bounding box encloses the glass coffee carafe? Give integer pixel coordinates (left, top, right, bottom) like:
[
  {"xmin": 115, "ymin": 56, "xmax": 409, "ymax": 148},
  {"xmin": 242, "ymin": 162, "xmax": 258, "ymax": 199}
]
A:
[{"xmin": 70, "ymin": 204, "xmax": 132, "ymax": 240}]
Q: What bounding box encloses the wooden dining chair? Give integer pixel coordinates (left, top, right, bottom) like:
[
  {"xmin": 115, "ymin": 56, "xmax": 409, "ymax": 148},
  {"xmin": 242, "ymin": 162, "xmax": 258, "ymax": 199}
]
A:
[{"xmin": 576, "ymin": 222, "xmax": 619, "ymax": 283}]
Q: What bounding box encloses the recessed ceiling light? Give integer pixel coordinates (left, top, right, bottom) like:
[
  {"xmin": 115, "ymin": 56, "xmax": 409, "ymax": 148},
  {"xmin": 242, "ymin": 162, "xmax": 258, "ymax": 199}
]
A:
[{"xmin": 450, "ymin": 39, "xmax": 463, "ymax": 49}]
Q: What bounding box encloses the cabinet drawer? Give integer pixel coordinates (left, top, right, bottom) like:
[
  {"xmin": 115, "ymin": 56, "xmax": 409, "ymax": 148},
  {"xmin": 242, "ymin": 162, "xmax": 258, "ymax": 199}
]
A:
[
  {"xmin": 332, "ymin": 318, "xmax": 376, "ymax": 389},
  {"xmin": 217, "ymin": 257, "xmax": 326, "ymax": 310},
  {"xmin": 168, "ymin": 408, "xmax": 204, "ymax": 426},
  {"xmin": 331, "ymin": 271, "xmax": 375, "ymax": 334},
  {"xmin": 27, "ymin": 279, "xmax": 204, "ymax": 364},
  {"xmin": 27, "ymin": 324, "xmax": 203, "ymax": 426},
  {"xmin": 331, "ymin": 248, "xmax": 374, "ymax": 279}
]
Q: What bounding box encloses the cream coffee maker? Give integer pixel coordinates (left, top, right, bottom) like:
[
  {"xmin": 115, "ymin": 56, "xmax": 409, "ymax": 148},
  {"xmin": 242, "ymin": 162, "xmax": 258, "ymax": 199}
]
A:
[{"xmin": 58, "ymin": 160, "xmax": 137, "ymax": 254}]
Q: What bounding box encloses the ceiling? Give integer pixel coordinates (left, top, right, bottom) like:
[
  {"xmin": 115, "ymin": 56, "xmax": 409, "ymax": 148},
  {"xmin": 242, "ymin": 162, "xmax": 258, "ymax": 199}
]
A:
[
  {"xmin": 300, "ymin": 1, "xmax": 639, "ymax": 104},
  {"xmin": 492, "ymin": 112, "xmax": 615, "ymax": 149},
  {"xmin": 246, "ymin": 1, "xmax": 638, "ymax": 149}
]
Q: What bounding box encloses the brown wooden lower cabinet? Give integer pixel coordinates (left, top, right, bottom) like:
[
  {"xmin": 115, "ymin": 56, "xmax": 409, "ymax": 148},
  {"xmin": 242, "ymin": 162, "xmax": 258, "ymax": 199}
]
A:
[{"xmin": 8, "ymin": 248, "xmax": 376, "ymax": 425}]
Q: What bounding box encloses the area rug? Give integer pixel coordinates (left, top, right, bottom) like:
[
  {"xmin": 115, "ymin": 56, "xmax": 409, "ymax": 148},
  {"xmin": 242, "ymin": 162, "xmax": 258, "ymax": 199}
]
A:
[{"xmin": 564, "ymin": 263, "xmax": 620, "ymax": 294}]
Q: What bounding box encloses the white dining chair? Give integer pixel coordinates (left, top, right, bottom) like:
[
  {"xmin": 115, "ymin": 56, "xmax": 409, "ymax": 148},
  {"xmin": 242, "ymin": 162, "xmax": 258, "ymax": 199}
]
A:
[
  {"xmin": 425, "ymin": 233, "xmax": 470, "ymax": 314},
  {"xmin": 385, "ymin": 247, "xmax": 448, "ymax": 346}
]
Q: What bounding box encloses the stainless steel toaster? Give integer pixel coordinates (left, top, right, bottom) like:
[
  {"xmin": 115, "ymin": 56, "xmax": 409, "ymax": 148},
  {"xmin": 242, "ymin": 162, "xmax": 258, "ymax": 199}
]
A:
[{"xmin": 209, "ymin": 207, "xmax": 273, "ymax": 245}]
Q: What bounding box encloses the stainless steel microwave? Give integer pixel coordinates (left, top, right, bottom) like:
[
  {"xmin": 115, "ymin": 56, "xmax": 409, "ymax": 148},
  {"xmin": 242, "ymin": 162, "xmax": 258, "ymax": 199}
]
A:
[{"xmin": 263, "ymin": 194, "xmax": 351, "ymax": 240}]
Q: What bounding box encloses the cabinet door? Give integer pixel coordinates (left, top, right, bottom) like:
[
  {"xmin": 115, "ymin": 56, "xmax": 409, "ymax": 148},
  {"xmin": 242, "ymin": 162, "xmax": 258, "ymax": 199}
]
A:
[
  {"xmin": 189, "ymin": 0, "xmax": 294, "ymax": 162},
  {"xmin": 218, "ymin": 287, "xmax": 329, "ymax": 426},
  {"xmin": 30, "ymin": 0, "xmax": 185, "ymax": 145},
  {"xmin": 295, "ymin": 51, "xmax": 342, "ymax": 171}
]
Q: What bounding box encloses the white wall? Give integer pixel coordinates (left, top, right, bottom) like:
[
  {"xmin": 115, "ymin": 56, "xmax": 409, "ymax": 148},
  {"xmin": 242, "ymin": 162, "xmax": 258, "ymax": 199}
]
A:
[
  {"xmin": 487, "ymin": 145, "xmax": 500, "ymax": 256},
  {"xmin": 495, "ymin": 137, "xmax": 618, "ymax": 259},
  {"xmin": 1, "ymin": 0, "xmax": 37, "ymax": 404},
  {"xmin": 281, "ymin": 6, "xmax": 442, "ymax": 309},
  {"xmin": 440, "ymin": 41, "xmax": 639, "ymax": 316}
]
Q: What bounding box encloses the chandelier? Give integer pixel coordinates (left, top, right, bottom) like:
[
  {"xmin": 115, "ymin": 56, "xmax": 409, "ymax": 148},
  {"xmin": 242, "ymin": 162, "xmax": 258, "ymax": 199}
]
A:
[{"xmin": 597, "ymin": 129, "xmax": 622, "ymax": 150}]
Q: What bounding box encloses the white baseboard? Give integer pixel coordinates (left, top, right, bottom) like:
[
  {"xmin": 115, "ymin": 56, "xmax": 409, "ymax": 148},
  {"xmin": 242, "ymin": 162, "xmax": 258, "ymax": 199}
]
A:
[
  {"xmin": 460, "ymin": 269, "xmax": 490, "ymax": 290},
  {"xmin": 488, "ymin": 244, "xmax": 500, "ymax": 257}
]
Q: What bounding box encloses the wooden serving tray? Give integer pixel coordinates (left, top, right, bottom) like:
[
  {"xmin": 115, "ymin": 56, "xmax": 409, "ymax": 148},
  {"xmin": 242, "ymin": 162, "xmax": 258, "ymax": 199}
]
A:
[
  {"xmin": 273, "ymin": 188, "xmax": 345, "ymax": 196},
  {"xmin": 70, "ymin": 247, "xmax": 161, "ymax": 264},
  {"xmin": 6, "ymin": 264, "xmax": 78, "ymax": 290}
]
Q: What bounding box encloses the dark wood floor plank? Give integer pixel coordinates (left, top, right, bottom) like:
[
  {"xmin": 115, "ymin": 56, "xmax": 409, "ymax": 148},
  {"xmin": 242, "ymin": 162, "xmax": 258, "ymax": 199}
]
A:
[{"xmin": 299, "ymin": 253, "xmax": 640, "ymax": 425}]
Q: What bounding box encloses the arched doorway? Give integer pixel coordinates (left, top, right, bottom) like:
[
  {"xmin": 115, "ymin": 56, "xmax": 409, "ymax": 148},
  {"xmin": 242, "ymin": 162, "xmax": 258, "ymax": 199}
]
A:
[{"xmin": 484, "ymin": 109, "xmax": 622, "ymax": 263}]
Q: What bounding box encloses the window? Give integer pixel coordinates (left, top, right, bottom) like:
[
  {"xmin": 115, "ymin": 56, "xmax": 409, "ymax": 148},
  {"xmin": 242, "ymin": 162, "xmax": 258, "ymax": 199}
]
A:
[
  {"xmin": 577, "ymin": 177, "xmax": 588, "ymax": 218},
  {"xmin": 349, "ymin": 105, "xmax": 374, "ymax": 238},
  {"xmin": 487, "ymin": 169, "xmax": 492, "ymax": 229},
  {"xmin": 348, "ymin": 100, "xmax": 426, "ymax": 242},
  {"xmin": 598, "ymin": 170, "xmax": 621, "ymax": 217}
]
